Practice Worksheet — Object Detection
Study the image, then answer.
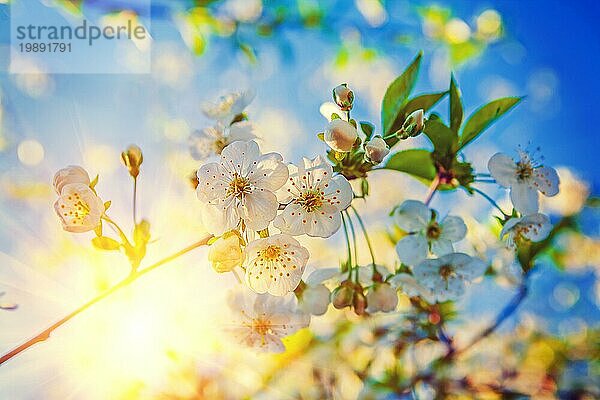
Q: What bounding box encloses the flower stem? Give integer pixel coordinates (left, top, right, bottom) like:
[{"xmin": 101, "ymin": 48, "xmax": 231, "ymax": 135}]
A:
[
  {"xmin": 345, "ymin": 210, "xmax": 359, "ymax": 281},
  {"xmin": 132, "ymin": 177, "xmax": 138, "ymax": 226},
  {"xmin": 341, "ymin": 212, "xmax": 353, "ymax": 279},
  {"xmin": 102, "ymin": 214, "xmax": 132, "ymax": 247},
  {"xmin": 350, "ymin": 206, "xmax": 376, "ymax": 267},
  {"xmin": 424, "ymin": 175, "xmax": 440, "ymax": 206},
  {"xmin": 471, "ymin": 186, "xmax": 509, "ymax": 218},
  {"xmin": 0, "ymin": 235, "xmax": 213, "ymax": 367}
]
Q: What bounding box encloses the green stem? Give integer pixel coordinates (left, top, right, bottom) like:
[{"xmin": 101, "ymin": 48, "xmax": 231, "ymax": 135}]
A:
[
  {"xmin": 341, "ymin": 212, "xmax": 353, "ymax": 280},
  {"xmin": 102, "ymin": 214, "xmax": 133, "ymax": 247},
  {"xmin": 350, "ymin": 206, "xmax": 376, "ymax": 267},
  {"xmin": 345, "ymin": 210, "xmax": 359, "ymax": 282},
  {"xmin": 424, "ymin": 174, "xmax": 440, "ymax": 206}
]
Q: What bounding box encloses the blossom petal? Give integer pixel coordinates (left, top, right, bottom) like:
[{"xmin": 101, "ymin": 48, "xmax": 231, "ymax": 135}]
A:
[
  {"xmin": 306, "ymin": 204, "xmax": 342, "ymax": 238},
  {"xmin": 519, "ymin": 213, "xmax": 552, "ymax": 242},
  {"xmin": 220, "ymin": 140, "xmax": 261, "ymax": 176},
  {"xmin": 510, "ymin": 182, "xmax": 539, "ymax": 215},
  {"xmin": 440, "ymin": 216, "xmax": 467, "ymax": 242},
  {"xmin": 227, "ymin": 121, "xmax": 256, "ymax": 143},
  {"xmin": 395, "ymin": 234, "xmax": 428, "ymax": 266},
  {"xmin": 273, "ymin": 203, "xmax": 306, "ymax": 236},
  {"xmin": 488, "ymin": 153, "xmax": 517, "ymax": 187},
  {"xmin": 394, "ymin": 200, "xmax": 431, "ymax": 232},
  {"xmin": 242, "ymin": 190, "xmax": 279, "ymax": 231},
  {"xmin": 196, "ymin": 162, "xmax": 228, "ymax": 202},
  {"xmin": 500, "ymin": 217, "xmax": 522, "ymax": 238},
  {"xmin": 430, "ymin": 238, "xmax": 454, "ymax": 257},
  {"xmin": 251, "ymin": 152, "xmax": 288, "ymax": 191},
  {"xmin": 325, "ymin": 175, "xmax": 353, "ymax": 211},
  {"xmin": 533, "ymin": 166, "xmax": 560, "ymax": 197},
  {"xmin": 200, "ymin": 201, "xmax": 239, "ymax": 236}
]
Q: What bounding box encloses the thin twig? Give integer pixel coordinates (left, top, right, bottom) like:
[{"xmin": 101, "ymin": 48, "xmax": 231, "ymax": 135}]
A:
[
  {"xmin": 424, "ymin": 175, "xmax": 440, "ymax": 206},
  {"xmin": 340, "ymin": 212, "xmax": 353, "ymax": 280},
  {"xmin": 454, "ymin": 280, "xmax": 528, "ymax": 357},
  {"xmin": 132, "ymin": 177, "xmax": 138, "ymax": 226},
  {"xmin": 0, "ymin": 235, "xmax": 213, "ymax": 366}
]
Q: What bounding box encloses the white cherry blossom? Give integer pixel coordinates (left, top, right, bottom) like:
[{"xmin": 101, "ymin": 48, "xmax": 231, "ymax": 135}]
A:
[
  {"xmin": 227, "ymin": 288, "xmax": 309, "ymax": 353},
  {"xmin": 389, "ymin": 273, "xmax": 435, "ymax": 303},
  {"xmin": 196, "ymin": 140, "xmax": 288, "ymax": 235},
  {"xmin": 394, "ymin": 200, "xmax": 467, "ymax": 266},
  {"xmin": 189, "ymin": 121, "xmax": 256, "ymax": 160},
  {"xmin": 500, "ymin": 213, "xmax": 552, "ymax": 248},
  {"xmin": 274, "ymin": 156, "xmax": 353, "ymax": 238},
  {"xmin": 53, "ymin": 183, "xmax": 104, "ymax": 233},
  {"xmin": 244, "ymin": 234, "xmax": 310, "ymax": 296},
  {"xmin": 202, "ymin": 90, "xmax": 255, "ymax": 125},
  {"xmin": 53, "ymin": 165, "xmax": 90, "ymax": 195},
  {"xmin": 488, "ymin": 150, "xmax": 559, "ymax": 215},
  {"xmin": 413, "ymin": 253, "xmax": 487, "ymax": 302}
]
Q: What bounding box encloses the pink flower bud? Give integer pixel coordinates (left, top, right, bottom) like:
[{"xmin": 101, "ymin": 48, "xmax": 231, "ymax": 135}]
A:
[
  {"xmin": 324, "ymin": 119, "xmax": 358, "ymax": 152},
  {"xmin": 333, "ymin": 84, "xmax": 354, "ymax": 111},
  {"xmin": 331, "ymin": 281, "xmax": 354, "ymax": 309},
  {"xmin": 366, "ymin": 283, "xmax": 398, "ymax": 313},
  {"xmin": 364, "ymin": 136, "xmax": 390, "ymax": 164}
]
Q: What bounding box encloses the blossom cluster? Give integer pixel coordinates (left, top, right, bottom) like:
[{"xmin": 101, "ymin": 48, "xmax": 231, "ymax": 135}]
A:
[{"xmin": 50, "ymin": 55, "xmax": 563, "ymax": 355}]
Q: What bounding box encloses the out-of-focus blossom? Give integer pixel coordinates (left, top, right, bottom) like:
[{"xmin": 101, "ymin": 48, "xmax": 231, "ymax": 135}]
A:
[
  {"xmin": 488, "ymin": 150, "xmax": 559, "ymax": 215},
  {"xmin": 324, "ymin": 119, "xmax": 358, "ymax": 152},
  {"xmin": 366, "ymin": 283, "xmax": 398, "ymax": 313},
  {"xmin": 202, "ymin": 90, "xmax": 255, "ymax": 125},
  {"xmin": 389, "ymin": 273, "xmax": 435, "ymax": 303},
  {"xmin": 364, "ymin": 136, "xmax": 389, "ymax": 164},
  {"xmin": 332, "ymin": 83, "xmax": 354, "ymax": 111},
  {"xmin": 541, "ymin": 167, "xmax": 589, "ymax": 216},
  {"xmin": 17, "ymin": 139, "xmax": 45, "ymax": 166},
  {"xmin": 208, "ymin": 231, "xmax": 244, "ymax": 273},
  {"xmin": 299, "ymin": 268, "xmax": 338, "ymax": 315},
  {"xmin": 500, "ymin": 213, "xmax": 552, "ymax": 248},
  {"xmin": 223, "ymin": 0, "xmax": 263, "ymax": 23},
  {"xmin": 444, "ymin": 18, "xmax": 471, "ymax": 44},
  {"xmin": 413, "ymin": 253, "xmax": 486, "ymax": 302},
  {"xmin": 274, "ymin": 156, "xmax": 352, "ymax": 238},
  {"xmin": 53, "ymin": 165, "xmax": 90, "ymax": 195},
  {"xmin": 556, "ymin": 233, "xmax": 600, "ymax": 270},
  {"xmin": 189, "ymin": 121, "xmax": 256, "ymax": 160},
  {"xmin": 394, "ymin": 200, "xmax": 466, "ymax": 266},
  {"xmin": 476, "ymin": 9, "xmax": 502, "ymax": 41},
  {"xmin": 196, "ymin": 140, "xmax": 288, "ymax": 235},
  {"xmin": 244, "ymin": 234, "xmax": 309, "ymax": 296},
  {"xmin": 227, "ymin": 288, "xmax": 309, "ymax": 352},
  {"xmin": 54, "ymin": 183, "xmax": 104, "ymax": 233}
]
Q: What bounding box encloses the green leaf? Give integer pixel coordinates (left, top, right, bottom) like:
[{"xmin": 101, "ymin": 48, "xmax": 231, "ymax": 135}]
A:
[
  {"xmin": 449, "ymin": 74, "xmax": 463, "ymax": 132},
  {"xmin": 403, "ymin": 91, "xmax": 448, "ymax": 118},
  {"xmin": 424, "ymin": 119, "xmax": 457, "ymax": 156},
  {"xmin": 89, "ymin": 174, "xmax": 99, "ymax": 190},
  {"xmin": 92, "ymin": 236, "xmax": 121, "ymax": 251},
  {"xmin": 317, "ymin": 132, "xmax": 325, "ymax": 141},
  {"xmin": 103, "ymin": 201, "xmax": 111, "ymax": 211},
  {"xmin": 382, "ymin": 52, "xmax": 422, "ymax": 135},
  {"xmin": 383, "ymin": 149, "xmax": 436, "ymax": 184},
  {"xmin": 359, "ymin": 121, "xmax": 375, "ymax": 139},
  {"xmin": 331, "ymin": 113, "xmax": 341, "ymax": 120},
  {"xmin": 459, "ymin": 97, "xmax": 522, "ymax": 149},
  {"xmin": 94, "ymin": 222, "xmax": 102, "ymax": 237}
]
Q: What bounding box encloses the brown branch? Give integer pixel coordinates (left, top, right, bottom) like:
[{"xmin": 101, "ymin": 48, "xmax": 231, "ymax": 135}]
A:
[{"xmin": 0, "ymin": 235, "xmax": 213, "ymax": 366}]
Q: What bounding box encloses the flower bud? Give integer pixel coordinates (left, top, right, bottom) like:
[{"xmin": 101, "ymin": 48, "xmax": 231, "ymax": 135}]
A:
[
  {"xmin": 300, "ymin": 284, "xmax": 331, "ymax": 316},
  {"xmin": 398, "ymin": 109, "xmax": 425, "ymax": 139},
  {"xmin": 364, "ymin": 136, "xmax": 390, "ymax": 164},
  {"xmin": 352, "ymin": 291, "xmax": 368, "ymax": 316},
  {"xmin": 366, "ymin": 283, "xmax": 398, "ymax": 313},
  {"xmin": 324, "ymin": 119, "xmax": 358, "ymax": 152},
  {"xmin": 333, "ymin": 84, "xmax": 354, "ymax": 111},
  {"xmin": 121, "ymin": 145, "xmax": 143, "ymax": 178},
  {"xmin": 331, "ymin": 281, "xmax": 354, "ymax": 309},
  {"xmin": 208, "ymin": 232, "xmax": 244, "ymax": 273},
  {"xmin": 53, "ymin": 165, "xmax": 90, "ymax": 195}
]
